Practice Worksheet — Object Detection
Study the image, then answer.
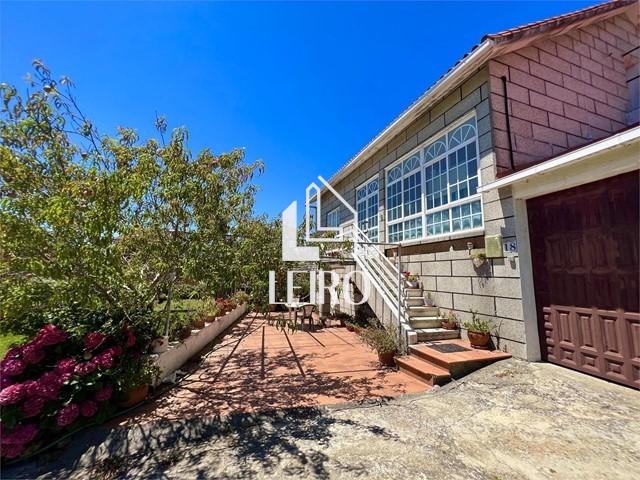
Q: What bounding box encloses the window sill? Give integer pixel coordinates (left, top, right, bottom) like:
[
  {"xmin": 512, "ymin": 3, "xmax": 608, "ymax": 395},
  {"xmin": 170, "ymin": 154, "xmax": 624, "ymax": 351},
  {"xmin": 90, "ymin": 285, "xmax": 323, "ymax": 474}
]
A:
[{"xmin": 396, "ymin": 227, "xmax": 485, "ymax": 248}]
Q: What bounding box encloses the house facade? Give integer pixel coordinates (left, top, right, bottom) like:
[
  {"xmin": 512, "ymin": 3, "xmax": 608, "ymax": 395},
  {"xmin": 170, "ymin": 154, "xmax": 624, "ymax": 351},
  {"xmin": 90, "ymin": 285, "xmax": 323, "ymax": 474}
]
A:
[{"xmin": 318, "ymin": 0, "xmax": 639, "ymax": 388}]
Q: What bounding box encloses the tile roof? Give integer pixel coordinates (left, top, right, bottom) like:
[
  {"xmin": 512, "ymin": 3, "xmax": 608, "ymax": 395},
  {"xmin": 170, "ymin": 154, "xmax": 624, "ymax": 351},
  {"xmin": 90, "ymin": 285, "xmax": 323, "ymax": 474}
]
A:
[
  {"xmin": 484, "ymin": 0, "xmax": 635, "ymax": 44},
  {"xmin": 327, "ymin": 0, "xmax": 635, "ymax": 186}
]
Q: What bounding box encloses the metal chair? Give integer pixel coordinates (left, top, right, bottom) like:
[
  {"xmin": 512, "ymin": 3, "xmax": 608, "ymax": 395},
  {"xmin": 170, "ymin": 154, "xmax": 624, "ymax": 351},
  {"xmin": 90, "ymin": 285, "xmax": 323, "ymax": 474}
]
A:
[{"xmin": 300, "ymin": 304, "xmax": 316, "ymax": 331}]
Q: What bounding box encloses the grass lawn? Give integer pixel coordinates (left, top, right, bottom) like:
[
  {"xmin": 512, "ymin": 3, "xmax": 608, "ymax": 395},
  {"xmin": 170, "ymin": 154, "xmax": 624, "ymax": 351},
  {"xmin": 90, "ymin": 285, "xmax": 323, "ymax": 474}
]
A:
[{"xmin": 0, "ymin": 333, "xmax": 27, "ymax": 358}]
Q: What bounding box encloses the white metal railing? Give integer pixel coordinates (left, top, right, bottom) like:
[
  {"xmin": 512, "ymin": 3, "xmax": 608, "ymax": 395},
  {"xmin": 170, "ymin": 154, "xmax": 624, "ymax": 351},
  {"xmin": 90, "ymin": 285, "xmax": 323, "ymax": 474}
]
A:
[{"xmin": 342, "ymin": 222, "xmax": 412, "ymax": 328}]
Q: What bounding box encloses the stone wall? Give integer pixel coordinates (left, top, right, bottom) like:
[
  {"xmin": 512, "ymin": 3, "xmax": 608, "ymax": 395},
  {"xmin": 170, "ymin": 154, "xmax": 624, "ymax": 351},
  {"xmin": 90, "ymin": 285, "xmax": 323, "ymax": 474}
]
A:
[
  {"xmin": 489, "ymin": 13, "xmax": 639, "ymax": 172},
  {"xmin": 320, "ymin": 66, "xmax": 530, "ymax": 357}
]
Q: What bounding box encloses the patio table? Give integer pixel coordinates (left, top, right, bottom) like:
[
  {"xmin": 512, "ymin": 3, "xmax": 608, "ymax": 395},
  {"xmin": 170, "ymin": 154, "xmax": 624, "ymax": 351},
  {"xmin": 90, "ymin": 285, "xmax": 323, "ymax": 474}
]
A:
[{"xmin": 285, "ymin": 302, "xmax": 314, "ymax": 331}]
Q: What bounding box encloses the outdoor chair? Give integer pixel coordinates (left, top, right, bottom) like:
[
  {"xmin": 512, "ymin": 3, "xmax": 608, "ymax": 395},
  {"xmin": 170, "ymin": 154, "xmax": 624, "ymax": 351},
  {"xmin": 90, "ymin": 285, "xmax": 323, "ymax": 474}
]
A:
[{"xmin": 300, "ymin": 304, "xmax": 316, "ymax": 331}]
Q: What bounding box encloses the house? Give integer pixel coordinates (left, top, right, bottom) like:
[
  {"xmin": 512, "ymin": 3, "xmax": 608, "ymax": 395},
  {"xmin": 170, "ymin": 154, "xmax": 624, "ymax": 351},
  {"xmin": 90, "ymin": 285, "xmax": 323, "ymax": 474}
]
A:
[{"xmin": 317, "ymin": 0, "xmax": 639, "ymax": 388}]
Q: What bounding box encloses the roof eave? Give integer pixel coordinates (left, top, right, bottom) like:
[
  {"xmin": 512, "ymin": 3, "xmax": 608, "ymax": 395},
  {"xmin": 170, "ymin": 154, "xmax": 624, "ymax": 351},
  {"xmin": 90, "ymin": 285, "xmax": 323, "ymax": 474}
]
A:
[{"xmin": 323, "ymin": 38, "xmax": 496, "ymax": 193}]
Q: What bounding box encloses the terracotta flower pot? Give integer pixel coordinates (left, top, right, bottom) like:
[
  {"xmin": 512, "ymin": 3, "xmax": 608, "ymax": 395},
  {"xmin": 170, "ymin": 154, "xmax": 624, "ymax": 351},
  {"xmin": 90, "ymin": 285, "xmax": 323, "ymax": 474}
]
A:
[
  {"xmin": 467, "ymin": 330, "xmax": 490, "ymax": 349},
  {"xmin": 354, "ymin": 326, "xmax": 362, "ymax": 334},
  {"xmin": 346, "ymin": 324, "xmax": 355, "ymax": 332},
  {"xmin": 378, "ymin": 351, "xmax": 396, "ymax": 366},
  {"xmin": 205, "ymin": 315, "xmax": 216, "ymax": 323},
  {"xmin": 180, "ymin": 328, "xmax": 192, "ymax": 341},
  {"xmin": 193, "ymin": 319, "xmax": 205, "ymax": 329},
  {"xmin": 118, "ymin": 384, "xmax": 149, "ymax": 408},
  {"xmin": 442, "ymin": 322, "xmax": 457, "ymax": 331}
]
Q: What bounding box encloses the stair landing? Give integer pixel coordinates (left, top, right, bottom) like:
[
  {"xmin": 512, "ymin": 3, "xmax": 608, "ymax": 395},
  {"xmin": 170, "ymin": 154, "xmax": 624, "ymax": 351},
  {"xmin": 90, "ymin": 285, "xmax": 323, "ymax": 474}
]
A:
[{"xmin": 398, "ymin": 339, "xmax": 511, "ymax": 386}]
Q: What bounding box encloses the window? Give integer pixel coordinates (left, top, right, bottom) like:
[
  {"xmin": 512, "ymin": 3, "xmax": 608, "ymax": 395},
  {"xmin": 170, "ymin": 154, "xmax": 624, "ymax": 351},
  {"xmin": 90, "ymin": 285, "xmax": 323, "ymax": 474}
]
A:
[
  {"xmin": 326, "ymin": 208, "xmax": 339, "ymax": 228},
  {"xmin": 386, "ymin": 115, "xmax": 482, "ymax": 242},
  {"xmin": 356, "ymin": 178, "xmax": 379, "ymax": 242},
  {"xmin": 386, "ymin": 154, "xmax": 422, "ymax": 242},
  {"xmin": 425, "ymin": 117, "xmax": 481, "ymax": 235}
]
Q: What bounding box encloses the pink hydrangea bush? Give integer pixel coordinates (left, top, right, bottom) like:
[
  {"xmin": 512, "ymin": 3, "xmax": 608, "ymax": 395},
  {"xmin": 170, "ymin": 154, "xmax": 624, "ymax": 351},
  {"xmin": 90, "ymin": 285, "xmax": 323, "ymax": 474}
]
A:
[{"xmin": 0, "ymin": 323, "xmax": 150, "ymax": 461}]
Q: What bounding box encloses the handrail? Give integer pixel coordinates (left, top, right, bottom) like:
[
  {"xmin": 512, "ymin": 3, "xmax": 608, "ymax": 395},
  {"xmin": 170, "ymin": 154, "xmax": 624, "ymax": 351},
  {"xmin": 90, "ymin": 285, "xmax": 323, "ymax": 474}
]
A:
[{"xmin": 345, "ymin": 222, "xmax": 411, "ymax": 327}]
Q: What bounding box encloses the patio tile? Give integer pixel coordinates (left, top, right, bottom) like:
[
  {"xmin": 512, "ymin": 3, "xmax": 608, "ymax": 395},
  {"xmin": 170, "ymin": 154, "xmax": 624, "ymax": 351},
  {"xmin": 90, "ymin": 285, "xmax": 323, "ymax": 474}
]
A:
[{"xmin": 114, "ymin": 314, "xmax": 431, "ymax": 426}]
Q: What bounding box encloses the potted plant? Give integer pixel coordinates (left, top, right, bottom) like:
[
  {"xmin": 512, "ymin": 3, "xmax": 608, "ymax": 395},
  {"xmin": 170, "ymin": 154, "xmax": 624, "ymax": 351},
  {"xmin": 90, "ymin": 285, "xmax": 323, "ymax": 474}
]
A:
[
  {"xmin": 470, "ymin": 251, "xmax": 487, "ymax": 268},
  {"xmin": 116, "ymin": 356, "xmax": 160, "ymax": 408},
  {"xmin": 463, "ymin": 309, "xmax": 493, "ymax": 349},
  {"xmin": 424, "ymin": 291, "xmax": 435, "ymax": 307},
  {"xmin": 359, "ymin": 321, "xmax": 402, "ymax": 366},
  {"xmin": 345, "ymin": 321, "xmax": 355, "ymax": 332},
  {"xmin": 442, "ymin": 309, "xmax": 459, "ymax": 330},
  {"xmin": 403, "ymin": 272, "xmax": 420, "ymax": 288}
]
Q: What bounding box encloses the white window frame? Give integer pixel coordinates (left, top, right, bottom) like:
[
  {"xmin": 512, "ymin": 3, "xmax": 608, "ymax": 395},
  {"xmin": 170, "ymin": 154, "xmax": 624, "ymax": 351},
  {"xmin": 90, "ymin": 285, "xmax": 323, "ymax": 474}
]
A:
[
  {"xmin": 384, "ymin": 111, "xmax": 483, "ymax": 243},
  {"xmin": 326, "ymin": 207, "xmax": 340, "ymax": 228},
  {"xmin": 356, "ymin": 176, "xmax": 379, "ymax": 242}
]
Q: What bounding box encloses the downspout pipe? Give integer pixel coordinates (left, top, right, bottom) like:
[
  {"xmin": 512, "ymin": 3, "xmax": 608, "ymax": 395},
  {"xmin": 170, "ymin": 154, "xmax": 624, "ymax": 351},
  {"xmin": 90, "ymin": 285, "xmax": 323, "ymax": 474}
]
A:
[{"xmin": 501, "ymin": 75, "xmax": 516, "ymax": 171}]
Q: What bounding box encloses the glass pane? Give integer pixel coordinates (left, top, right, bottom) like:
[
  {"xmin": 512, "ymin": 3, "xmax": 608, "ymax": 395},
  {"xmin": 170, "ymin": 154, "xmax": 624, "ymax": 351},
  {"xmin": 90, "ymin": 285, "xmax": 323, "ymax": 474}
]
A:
[
  {"xmin": 467, "ymin": 142, "xmax": 477, "ymax": 159},
  {"xmin": 469, "ymin": 177, "xmax": 478, "ymax": 196},
  {"xmin": 471, "ymin": 200, "xmax": 481, "ymax": 214}
]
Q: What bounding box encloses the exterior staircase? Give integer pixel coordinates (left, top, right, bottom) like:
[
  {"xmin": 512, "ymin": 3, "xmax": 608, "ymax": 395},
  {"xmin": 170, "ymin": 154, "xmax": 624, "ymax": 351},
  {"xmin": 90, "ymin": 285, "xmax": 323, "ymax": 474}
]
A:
[
  {"xmin": 396, "ymin": 339, "xmax": 512, "ymax": 387},
  {"xmin": 404, "ymin": 288, "xmax": 460, "ymax": 342}
]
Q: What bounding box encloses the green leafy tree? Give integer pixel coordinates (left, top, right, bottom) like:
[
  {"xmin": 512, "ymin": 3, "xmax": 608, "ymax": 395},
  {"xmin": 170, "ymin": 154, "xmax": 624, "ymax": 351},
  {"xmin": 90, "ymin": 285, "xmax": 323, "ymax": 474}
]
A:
[{"xmin": 0, "ymin": 61, "xmax": 263, "ymax": 331}]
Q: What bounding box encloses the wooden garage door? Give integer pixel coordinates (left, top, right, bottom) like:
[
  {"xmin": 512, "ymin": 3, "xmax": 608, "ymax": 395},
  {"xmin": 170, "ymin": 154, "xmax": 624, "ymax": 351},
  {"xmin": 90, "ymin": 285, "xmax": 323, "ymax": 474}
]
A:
[{"xmin": 528, "ymin": 170, "xmax": 640, "ymax": 389}]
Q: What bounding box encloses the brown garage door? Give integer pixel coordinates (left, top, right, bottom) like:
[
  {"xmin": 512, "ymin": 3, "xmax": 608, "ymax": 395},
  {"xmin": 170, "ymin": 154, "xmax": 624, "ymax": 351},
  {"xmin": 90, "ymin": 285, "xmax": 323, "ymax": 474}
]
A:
[{"xmin": 528, "ymin": 170, "xmax": 640, "ymax": 389}]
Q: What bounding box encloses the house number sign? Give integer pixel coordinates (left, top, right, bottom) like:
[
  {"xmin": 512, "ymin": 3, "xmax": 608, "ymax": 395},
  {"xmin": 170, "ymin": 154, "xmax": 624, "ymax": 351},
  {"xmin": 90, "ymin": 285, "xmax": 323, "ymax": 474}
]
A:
[{"xmin": 503, "ymin": 240, "xmax": 517, "ymax": 253}]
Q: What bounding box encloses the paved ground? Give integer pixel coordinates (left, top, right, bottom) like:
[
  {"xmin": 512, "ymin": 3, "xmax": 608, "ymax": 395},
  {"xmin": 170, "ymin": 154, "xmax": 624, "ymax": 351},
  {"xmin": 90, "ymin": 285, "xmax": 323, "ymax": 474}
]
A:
[
  {"xmin": 114, "ymin": 313, "xmax": 427, "ymax": 425},
  {"xmin": 6, "ymin": 357, "xmax": 639, "ymax": 480}
]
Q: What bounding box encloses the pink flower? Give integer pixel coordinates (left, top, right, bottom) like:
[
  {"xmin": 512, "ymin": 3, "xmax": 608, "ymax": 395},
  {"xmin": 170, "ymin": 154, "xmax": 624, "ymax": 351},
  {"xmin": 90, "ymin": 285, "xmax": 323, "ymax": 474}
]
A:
[
  {"xmin": 74, "ymin": 361, "xmax": 97, "ymax": 376},
  {"xmin": 83, "ymin": 332, "xmax": 107, "ymax": 350},
  {"xmin": 21, "ymin": 396, "xmax": 46, "ymax": 418},
  {"xmin": 0, "ymin": 383, "xmax": 26, "ymax": 405},
  {"xmin": 95, "ymin": 384, "xmax": 113, "ymax": 402},
  {"xmin": 36, "ymin": 324, "xmax": 68, "ymax": 345},
  {"xmin": 24, "ymin": 380, "xmax": 59, "ymax": 401},
  {"xmin": 1, "ymin": 423, "xmax": 39, "ymax": 445},
  {"xmin": 80, "ymin": 400, "xmax": 98, "ymax": 417},
  {"xmin": 106, "ymin": 346, "xmax": 123, "ymax": 357},
  {"xmin": 1, "ymin": 443, "xmax": 25, "ymax": 459},
  {"xmin": 3, "ymin": 346, "xmax": 21, "ymax": 359},
  {"xmin": 93, "ymin": 352, "xmax": 114, "ymax": 369},
  {"xmin": 56, "ymin": 404, "xmax": 79, "ymax": 426},
  {"xmin": 59, "ymin": 372, "xmax": 72, "ymax": 384},
  {"xmin": 1, "ymin": 375, "xmax": 13, "ymax": 390},
  {"xmin": 40, "ymin": 372, "xmax": 62, "ymax": 387},
  {"xmin": 1, "ymin": 358, "xmax": 25, "ymax": 377},
  {"xmin": 21, "ymin": 344, "xmax": 46, "ymax": 365},
  {"xmin": 54, "ymin": 358, "xmax": 76, "ymax": 375}
]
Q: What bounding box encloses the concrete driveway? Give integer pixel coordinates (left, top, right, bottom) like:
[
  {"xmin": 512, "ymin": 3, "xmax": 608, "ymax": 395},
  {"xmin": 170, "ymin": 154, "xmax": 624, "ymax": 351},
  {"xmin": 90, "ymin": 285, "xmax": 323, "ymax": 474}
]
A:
[{"xmin": 5, "ymin": 358, "xmax": 639, "ymax": 480}]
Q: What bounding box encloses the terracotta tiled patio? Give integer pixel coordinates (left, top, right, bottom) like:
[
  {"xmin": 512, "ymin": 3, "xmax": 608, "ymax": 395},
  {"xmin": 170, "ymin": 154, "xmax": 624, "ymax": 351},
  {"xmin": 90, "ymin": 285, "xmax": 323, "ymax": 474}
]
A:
[{"xmin": 116, "ymin": 313, "xmax": 429, "ymax": 426}]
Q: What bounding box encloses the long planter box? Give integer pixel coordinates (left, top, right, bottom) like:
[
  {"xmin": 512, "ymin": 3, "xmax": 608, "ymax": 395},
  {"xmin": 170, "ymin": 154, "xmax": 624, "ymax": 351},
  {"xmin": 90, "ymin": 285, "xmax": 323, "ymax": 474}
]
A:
[{"xmin": 154, "ymin": 303, "xmax": 247, "ymax": 383}]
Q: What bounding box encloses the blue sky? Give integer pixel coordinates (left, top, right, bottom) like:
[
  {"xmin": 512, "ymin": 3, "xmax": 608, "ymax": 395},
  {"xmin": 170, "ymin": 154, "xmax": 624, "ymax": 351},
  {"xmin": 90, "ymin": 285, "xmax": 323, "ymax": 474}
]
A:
[{"xmin": 1, "ymin": 1, "xmax": 598, "ymax": 219}]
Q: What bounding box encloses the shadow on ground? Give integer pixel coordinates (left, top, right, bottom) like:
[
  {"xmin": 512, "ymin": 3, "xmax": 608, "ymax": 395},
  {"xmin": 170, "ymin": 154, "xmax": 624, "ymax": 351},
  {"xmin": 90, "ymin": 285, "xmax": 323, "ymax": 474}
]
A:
[{"xmin": 7, "ymin": 401, "xmax": 398, "ymax": 480}]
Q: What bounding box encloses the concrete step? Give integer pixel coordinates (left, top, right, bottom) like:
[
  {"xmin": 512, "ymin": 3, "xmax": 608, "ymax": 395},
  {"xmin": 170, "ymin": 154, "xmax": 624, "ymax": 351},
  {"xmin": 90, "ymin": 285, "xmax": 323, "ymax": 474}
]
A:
[
  {"xmin": 406, "ymin": 296, "xmax": 426, "ymax": 307},
  {"xmin": 404, "ymin": 288, "xmax": 423, "ymax": 298},
  {"xmin": 409, "ymin": 341, "xmax": 512, "ymax": 379},
  {"xmin": 396, "ymin": 356, "xmax": 451, "ymax": 386},
  {"xmin": 409, "ymin": 317, "xmax": 442, "ymax": 329},
  {"xmin": 415, "ymin": 328, "xmax": 460, "ymax": 342},
  {"xmin": 406, "ymin": 306, "xmax": 439, "ymax": 317}
]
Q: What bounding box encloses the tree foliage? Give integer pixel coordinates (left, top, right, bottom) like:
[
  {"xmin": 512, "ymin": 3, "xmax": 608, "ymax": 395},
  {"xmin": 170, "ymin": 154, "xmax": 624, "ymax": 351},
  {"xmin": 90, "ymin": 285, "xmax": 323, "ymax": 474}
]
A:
[{"xmin": 0, "ymin": 61, "xmax": 264, "ymax": 329}]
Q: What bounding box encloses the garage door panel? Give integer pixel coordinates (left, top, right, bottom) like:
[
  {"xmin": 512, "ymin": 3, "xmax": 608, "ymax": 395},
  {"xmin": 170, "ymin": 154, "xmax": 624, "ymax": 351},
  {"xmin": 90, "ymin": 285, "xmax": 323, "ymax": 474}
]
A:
[{"xmin": 528, "ymin": 171, "xmax": 639, "ymax": 388}]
